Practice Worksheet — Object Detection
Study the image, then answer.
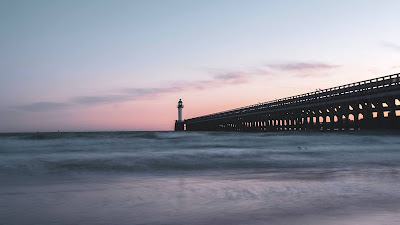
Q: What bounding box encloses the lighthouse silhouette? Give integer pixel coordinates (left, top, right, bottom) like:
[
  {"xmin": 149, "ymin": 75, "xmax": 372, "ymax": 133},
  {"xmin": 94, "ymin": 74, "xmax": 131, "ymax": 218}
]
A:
[{"xmin": 174, "ymin": 99, "xmax": 185, "ymax": 131}]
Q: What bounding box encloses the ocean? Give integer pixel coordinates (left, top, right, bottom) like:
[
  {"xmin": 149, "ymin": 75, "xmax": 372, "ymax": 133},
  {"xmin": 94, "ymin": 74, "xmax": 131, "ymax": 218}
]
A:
[{"xmin": 1, "ymin": 131, "xmax": 400, "ymax": 225}]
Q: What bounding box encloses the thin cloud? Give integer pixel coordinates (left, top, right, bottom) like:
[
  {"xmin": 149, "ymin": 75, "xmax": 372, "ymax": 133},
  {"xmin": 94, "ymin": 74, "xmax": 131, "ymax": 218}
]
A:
[
  {"xmin": 72, "ymin": 95, "xmax": 131, "ymax": 105},
  {"xmin": 76, "ymin": 72, "xmax": 250, "ymax": 104},
  {"xmin": 268, "ymin": 62, "xmax": 339, "ymax": 71},
  {"xmin": 382, "ymin": 42, "xmax": 400, "ymax": 52},
  {"xmin": 295, "ymin": 72, "xmax": 332, "ymax": 78},
  {"xmin": 191, "ymin": 72, "xmax": 248, "ymax": 90},
  {"xmin": 16, "ymin": 102, "xmax": 69, "ymax": 112},
  {"xmin": 16, "ymin": 68, "xmax": 267, "ymax": 111},
  {"xmin": 16, "ymin": 63, "xmax": 338, "ymax": 111}
]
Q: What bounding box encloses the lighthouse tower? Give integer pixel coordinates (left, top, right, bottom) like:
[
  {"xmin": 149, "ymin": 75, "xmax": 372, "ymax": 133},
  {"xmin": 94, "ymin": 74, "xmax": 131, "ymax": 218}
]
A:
[{"xmin": 174, "ymin": 99, "xmax": 185, "ymax": 131}]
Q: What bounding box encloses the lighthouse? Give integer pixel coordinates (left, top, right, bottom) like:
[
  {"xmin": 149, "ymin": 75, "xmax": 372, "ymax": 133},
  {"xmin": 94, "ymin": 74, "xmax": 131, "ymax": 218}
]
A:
[{"xmin": 174, "ymin": 99, "xmax": 185, "ymax": 131}]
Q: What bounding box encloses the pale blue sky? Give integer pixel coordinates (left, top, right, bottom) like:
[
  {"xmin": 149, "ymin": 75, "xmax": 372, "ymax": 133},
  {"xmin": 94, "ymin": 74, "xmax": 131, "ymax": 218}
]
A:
[{"xmin": 1, "ymin": 0, "xmax": 400, "ymax": 132}]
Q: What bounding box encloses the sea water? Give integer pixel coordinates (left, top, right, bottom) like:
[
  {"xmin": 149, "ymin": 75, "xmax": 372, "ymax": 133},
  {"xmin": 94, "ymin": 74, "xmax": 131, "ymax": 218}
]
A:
[{"xmin": 0, "ymin": 131, "xmax": 399, "ymax": 225}]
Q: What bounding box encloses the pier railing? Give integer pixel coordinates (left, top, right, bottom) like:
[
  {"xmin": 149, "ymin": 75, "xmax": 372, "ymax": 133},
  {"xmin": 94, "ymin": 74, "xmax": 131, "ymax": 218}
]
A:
[{"xmin": 186, "ymin": 73, "xmax": 400, "ymax": 122}]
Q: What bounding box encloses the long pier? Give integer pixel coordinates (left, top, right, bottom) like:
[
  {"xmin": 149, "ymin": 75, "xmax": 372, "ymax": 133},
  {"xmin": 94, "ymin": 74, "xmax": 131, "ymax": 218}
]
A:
[{"xmin": 184, "ymin": 73, "xmax": 400, "ymax": 131}]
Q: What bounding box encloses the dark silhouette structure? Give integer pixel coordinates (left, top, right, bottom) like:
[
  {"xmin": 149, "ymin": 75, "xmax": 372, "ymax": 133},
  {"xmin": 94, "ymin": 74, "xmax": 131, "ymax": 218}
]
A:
[{"xmin": 184, "ymin": 73, "xmax": 400, "ymax": 131}]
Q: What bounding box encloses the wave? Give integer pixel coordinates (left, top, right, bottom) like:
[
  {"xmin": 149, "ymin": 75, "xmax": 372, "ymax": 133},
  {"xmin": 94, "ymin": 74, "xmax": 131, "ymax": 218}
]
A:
[
  {"xmin": 1, "ymin": 130, "xmax": 398, "ymax": 140},
  {"xmin": 1, "ymin": 149, "xmax": 399, "ymax": 176},
  {"xmin": 1, "ymin": 131, "xmax": 400, "ymax": 176}
]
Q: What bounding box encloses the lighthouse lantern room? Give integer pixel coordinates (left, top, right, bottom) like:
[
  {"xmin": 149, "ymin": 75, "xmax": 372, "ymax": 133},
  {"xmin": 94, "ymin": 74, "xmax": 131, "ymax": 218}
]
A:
[{"xmin": 177, "ymin": 99, "xmax": 183, "ymax": 122}]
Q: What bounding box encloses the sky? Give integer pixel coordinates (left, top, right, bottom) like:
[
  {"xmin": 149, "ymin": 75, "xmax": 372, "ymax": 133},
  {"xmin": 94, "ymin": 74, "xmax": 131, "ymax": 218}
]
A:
[{"xmin": 1, "ymin": 0, "xmax": 400, "ymax": 132}]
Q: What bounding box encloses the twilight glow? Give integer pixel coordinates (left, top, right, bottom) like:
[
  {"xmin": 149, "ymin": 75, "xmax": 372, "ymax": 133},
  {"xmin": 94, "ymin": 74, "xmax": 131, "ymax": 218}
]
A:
[{"xmin": 1, "ymin": 0, "xmax": 400, "ymax": 132}]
